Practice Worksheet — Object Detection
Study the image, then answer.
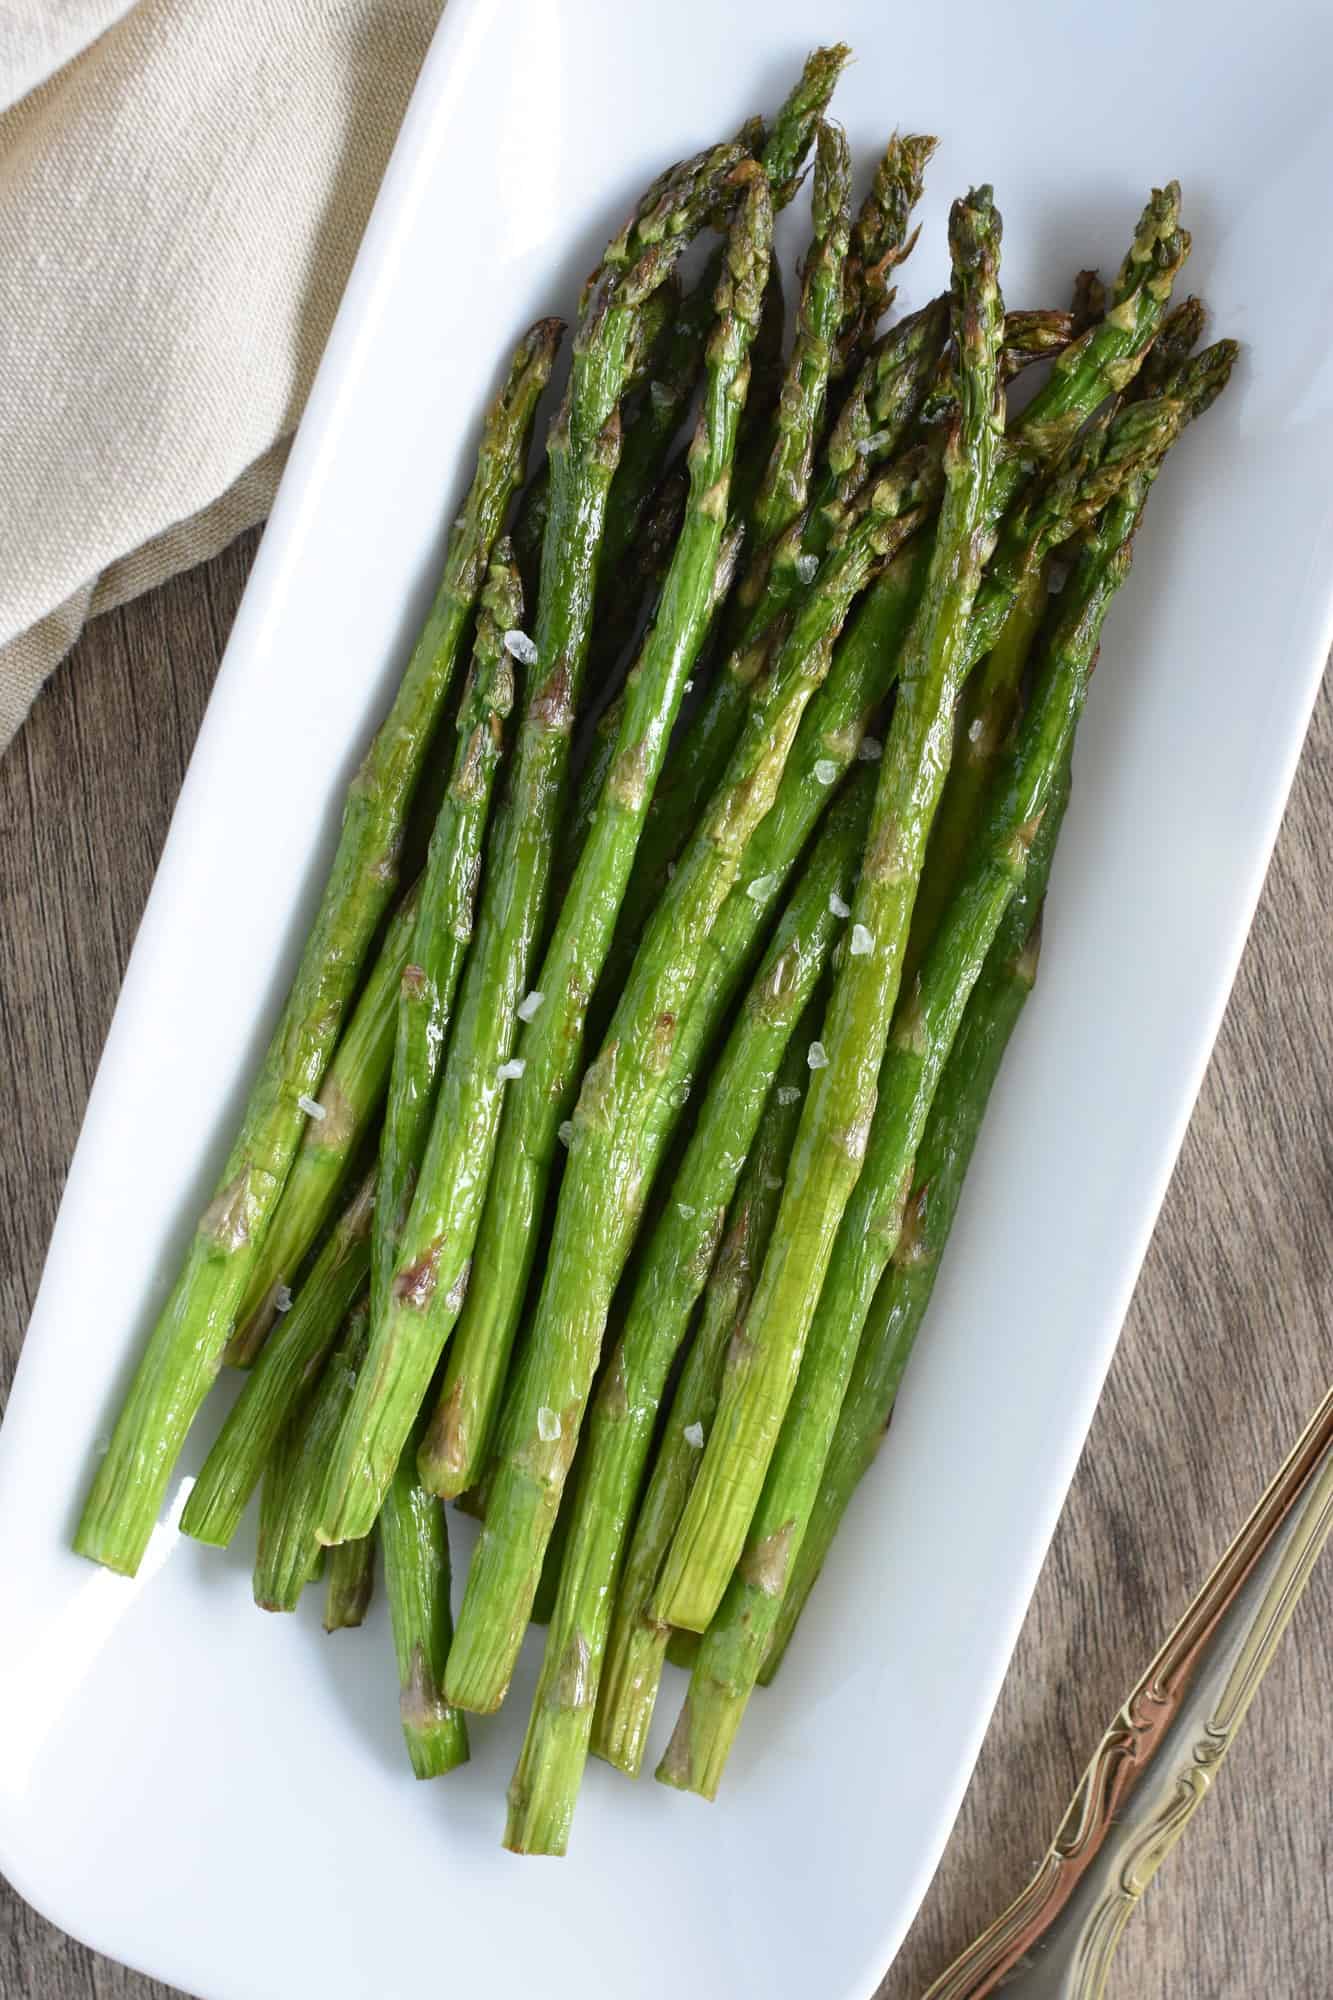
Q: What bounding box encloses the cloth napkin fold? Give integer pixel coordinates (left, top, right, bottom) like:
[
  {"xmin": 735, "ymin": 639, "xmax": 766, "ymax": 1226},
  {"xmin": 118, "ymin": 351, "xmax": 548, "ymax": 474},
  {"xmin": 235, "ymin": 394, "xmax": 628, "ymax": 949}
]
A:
[{"xmin": 0, "ymin": 0, "xmax": 442, "ymax": 752}]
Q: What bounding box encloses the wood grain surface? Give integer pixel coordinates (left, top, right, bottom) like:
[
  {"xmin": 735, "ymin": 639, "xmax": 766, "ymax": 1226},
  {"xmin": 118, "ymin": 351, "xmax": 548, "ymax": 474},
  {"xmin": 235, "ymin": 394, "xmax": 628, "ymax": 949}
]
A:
[{"xmin": 2, "ymin": 540, "xmax": 1330, "ymax": 2000}]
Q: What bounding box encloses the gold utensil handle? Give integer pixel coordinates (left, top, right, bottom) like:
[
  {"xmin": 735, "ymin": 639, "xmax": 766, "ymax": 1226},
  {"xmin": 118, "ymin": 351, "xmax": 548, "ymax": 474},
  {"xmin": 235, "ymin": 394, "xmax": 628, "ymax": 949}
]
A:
[{"xmin": 923, "ymin": 1377, "xmax": 1333, "ymax": 1999}]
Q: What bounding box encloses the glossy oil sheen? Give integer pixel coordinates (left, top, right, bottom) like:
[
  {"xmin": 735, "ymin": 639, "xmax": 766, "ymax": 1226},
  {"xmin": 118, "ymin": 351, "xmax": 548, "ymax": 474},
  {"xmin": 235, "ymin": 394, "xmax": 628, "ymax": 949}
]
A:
[{"xmin": 2, "ymin": 3, "xmax": 1332, "ymax": 1996}]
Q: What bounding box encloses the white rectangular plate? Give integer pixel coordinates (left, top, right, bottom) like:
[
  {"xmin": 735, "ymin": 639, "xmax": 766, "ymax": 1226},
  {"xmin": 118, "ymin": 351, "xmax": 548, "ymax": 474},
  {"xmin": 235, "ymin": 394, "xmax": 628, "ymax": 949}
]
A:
[{"xmin": 4, "ymin": 3, "xmax": 1333, "ymax": 1996}]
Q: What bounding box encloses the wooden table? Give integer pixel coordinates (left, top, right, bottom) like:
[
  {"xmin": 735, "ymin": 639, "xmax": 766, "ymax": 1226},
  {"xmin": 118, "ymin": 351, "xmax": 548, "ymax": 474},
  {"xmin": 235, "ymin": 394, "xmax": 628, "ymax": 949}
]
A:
[{"xmin": 3, "ymin": 540, "xmax": 1330, "ymax": 1999}]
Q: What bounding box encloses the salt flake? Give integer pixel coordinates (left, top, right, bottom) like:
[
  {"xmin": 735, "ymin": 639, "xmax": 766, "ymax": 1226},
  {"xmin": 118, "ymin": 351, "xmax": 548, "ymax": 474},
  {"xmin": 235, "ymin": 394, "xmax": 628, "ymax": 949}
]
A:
[
  {"xmin": 503, "ymin": 628, "xmax": 539, "ymax": 666},
  {"xmin": 683, "ymin": 1422, "xmax": 705, "ymax": 1450},
  {"xmin": 537, "ymin": 1406, "xmax": 562, "ymax": 1443},
  {"xmin": 807, "ymin": 1041, "xmax": 829, "ymax": 1071},
  {"xmin": 850, "ymin": 923, "xmax": 874, "ymax": 956},
  {"xmin": 496, "ymin": 1057, "xmax": 526, "ymax": 1083},
  {"xmin": 746, "ymin": 872, "xmax": 778, "ymax": 904},
  {"xmin": 776, "ymin": 1084, "xmax": 801, "ymax": 1106},
  {"xmin": 828, "ymin": 890, "xmax": 851, "ymax": 920},
  {"xmin": 517, "ymin": 990, "xmax": 545, "ymax": 1022}
]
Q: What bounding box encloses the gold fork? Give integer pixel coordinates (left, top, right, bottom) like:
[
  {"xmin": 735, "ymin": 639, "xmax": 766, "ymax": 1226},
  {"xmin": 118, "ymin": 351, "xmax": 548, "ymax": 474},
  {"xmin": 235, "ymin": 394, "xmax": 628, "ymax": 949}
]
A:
[{"xmin": 922, "ymin": 1376, "xmax": 1333, "ymax": 1998}]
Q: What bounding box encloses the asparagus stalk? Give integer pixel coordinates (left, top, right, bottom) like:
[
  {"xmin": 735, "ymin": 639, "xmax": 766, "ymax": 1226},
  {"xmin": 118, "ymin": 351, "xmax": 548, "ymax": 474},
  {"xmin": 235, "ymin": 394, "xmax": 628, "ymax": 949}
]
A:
[
  {"xmin": 734, "ymin": 119, "xmax": 852, "ymax": 601},
  {"xmin": 74, "ymin": 320, "xmax": 560, "ymax": 1577},
  {"xmin": 372, "ymin": 546, "xmax": 521, "ymax": 1322},
  {"xmin": 559, "ymin": 495, "xmax": 738, "ymax": 919},
  {"xmin": 225, "ymin": 885, "xmax": 420, "ymax": 1367},
  {"xmin": 592, "ymin": 1028, "xmax": 810, "ymax": 1777},
  {"xmin": 833, "ymin": 132, "xmax": 938, "ymax": 376},
  {"xmin": 653, "ymin": 186, "xmax": 1008, "ymax": 1636},
  {"xmin": 660, "ymin": 800, "xmax": 1074, "ymax": 1790},
  {"xmin": 254, "ymin": 1298, "xmax": 370, "ymax": 1613},
  {"xmin": 627, "ymin": 152, "xmax": 935, "ymax": 928},
  {"xmin": 658, "ymin": 339, "xmax": 1238, "ymax": 1779},
  {"xmin": 415, "ymin": 163, "xmax": 774, "ymax": 1507},
  {"xmin": 600, "ymin": 166, "xmax": 1177, "ymax": 985},
  {"xmin": 315, "ymin": 140, "xmax": 745, "ymax": 1549},
  {"xmin": 181, "ymin": 1175, "xmax": 374, "ymax": 1545},
  {"xmin": 503, "ymin": 785, "xmax": 868, "ymax": 1850},
  {"xmin": 324, "ymin": 1531, "xmax": 376, "ymax": 1631},
  {"xmin": 1069, "ymin": 267, "xmax": 1107, "ymax": 335},
  {"xmin": 761, "ymin": 797, "xmax": 1065, "ymax": 1682},
  {"xmin": 444, "ymin": 439, "xmax": 927, "ymax": 1713},
  {"xmin": 381, "ymin": 1414, "xmax": 470, "ymax": 1777},
  {"xmin": 901, "ymin": 567, "xmax": 1050, "ymax": 985}
]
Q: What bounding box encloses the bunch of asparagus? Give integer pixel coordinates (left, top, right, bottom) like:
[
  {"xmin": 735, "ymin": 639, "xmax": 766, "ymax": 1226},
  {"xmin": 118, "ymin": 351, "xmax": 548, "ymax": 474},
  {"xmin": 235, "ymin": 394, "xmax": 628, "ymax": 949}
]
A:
[{"xmin": 76, "ymin": 45, "xmax": 1237, "ymax": 1849}]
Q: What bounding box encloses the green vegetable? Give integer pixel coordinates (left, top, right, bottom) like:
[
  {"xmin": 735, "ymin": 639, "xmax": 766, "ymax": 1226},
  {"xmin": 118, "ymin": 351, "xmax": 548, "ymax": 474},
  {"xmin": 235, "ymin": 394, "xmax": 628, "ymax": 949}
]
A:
[
  {"xmin": 372, "ymin": 546, "xmax": 521, "ymax": 1324},
  {"xmin": 315, "ymin": 139, "xmax": 746, "ymax": 1549},
  {"xmin": 653, "ymin": 186, "xmax": 1007, "ymax": 1636},
  {"xmin": 381, "ymin": 1414, "xmax": 470, "ymax": 1777},
  {"xmin": 181, "ymin": 1175, "xmax": 374, "ymax": 1546},
  {"xmin": 503, "ymin": 781, "xmax": 869, "ymax": 1850},
  {"xmin": 417, "ymin": 162, "xmax": 774, "ymax": 1506},
  {"xmin": 74, "ymin": 319, "xmax": 560, "ymax": 1577}
]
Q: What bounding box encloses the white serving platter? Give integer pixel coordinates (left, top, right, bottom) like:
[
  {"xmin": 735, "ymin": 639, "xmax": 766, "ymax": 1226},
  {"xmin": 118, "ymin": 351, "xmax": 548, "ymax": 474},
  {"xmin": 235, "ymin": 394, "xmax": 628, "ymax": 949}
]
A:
[{"xmin": 3, "ymin": 1, "xmax": 1332, "ymax": 1995}]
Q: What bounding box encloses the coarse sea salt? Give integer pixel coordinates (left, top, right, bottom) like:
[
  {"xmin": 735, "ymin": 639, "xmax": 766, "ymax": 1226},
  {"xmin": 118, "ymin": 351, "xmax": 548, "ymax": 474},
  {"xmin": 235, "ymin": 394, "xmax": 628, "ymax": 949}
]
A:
[
  {"xmin": 298, "ymin": 1094, "xmax": 325, "ymax": 1121},
  {"xmin": 503, "ymin": 628, "xmax": 539, "ymax": 666},
  {"xmin": 746, "ymin": 872, "xmax": 777, "ymax": 903},
  {"xmin": 517, "ymin": 990, "xmax": 545, "ymax": 1022},
  {"xmin": 850, "ymin": 923, "xmax": 874, "ymax": 956},
  {"xmin": 857, "ymin": 735, "xmax": 883, "ymax": 762},
  {"xmin": 856, "ymin": 429, "xmax": 891, "ymax": 457},
  {"xmin": 795, "ymin": 552, "xmax": 819, "ymax": 584},
  {"xmin": 683, "ymin": 1422, "xmax": 705, "ymax": 1449},
  {"xmin": 807, "ymin": 1041, "xmax": 829, "ymax": 1071},
  {"xmin": 496, "ymin": 1057, "xmax": 526, "ymax": 1083},
  {"xmin": 814, "ymin": 757, "xmax": 839, "ymax": 785},
  {"xmin": 537, "ymin": 1407, "xmax": 562, "ymax": 1443},
  {"xmin": 274, "ymin": 1285, "xmax": 293, "ymax": 1314},
  {"xmin": 557, "ymin": 1119, "xmax": 576, "ymax": 1148},
  {"xmin": 828, "ymin": 890, "xmax": 851, "ymax": 919}
]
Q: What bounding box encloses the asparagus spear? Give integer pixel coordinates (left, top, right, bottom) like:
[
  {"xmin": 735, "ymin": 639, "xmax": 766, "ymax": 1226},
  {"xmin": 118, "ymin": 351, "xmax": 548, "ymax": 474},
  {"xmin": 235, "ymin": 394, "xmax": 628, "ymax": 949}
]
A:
[
  {"xmin": 74, "ymin": 321, "xmax": 560, "ymax": 1577},
  {"xmin": 560, "ymin": 495, "xmax": 737, "ymax": 916},
  {"xmin": 834, "ymin": 132, "xmax": 939, "ymax": 375},
  {"xmin": 373, "ymin": 546, "xmax": 521, "ymax": 1323},
  {"xmin": 443, "ymin": 438, "xmax": 926, "ymax": 1714},
  {"xmin": 600, "ymin": 162, "xmax": 1179, "ymax": 986},
  {"xmin": 627, "ymin": 150, "xmax": 935, "ymax": 928},
  {"xmin": 653, "ymin": 186, "xmax": 1008, "ymax": 1635},
  {"xmin": 410, "ymin": 163, "xmax": 772, "ymax": 1512},
  {"xmin": 761, "ymin": 799, "xmax": 1064, "ymax": 1683},
  {"xmin": 181, "ymin": 1175, "xmax": 374, "ymax": 1546},
  {"xmin": 658, "ymin": 339, "xmax": 1238, "ymax": 1777},
  {"xmin": 381, "ymin": 1414, "xmax": 470, "ymax": 1777},
  {"xmin": 324, "ymin": 1531, "xmax": 376, "ymax": 1631},
  {"xmin": 901, "ymin": 568, "xmax": 1050, "ymax": 985},
  {"xmin": 1069, "ymin": 267, "xmax": 1107, "ymax": 335},
  {"xmin": 254, "ymin": 1298, "xmax": 370, "ymax": 1613},
  {"xmin": 592, "ymin": 1027, "xmax": 810, "ymax": 1777},
  {"xmin": 225, "ymin": 886, "xmax": 420, "ymax": 1367},
  {"xmin": 315, "ymin": 140, "xmax": 745, "ymax": 1549},
  {"xmin": 426, "ymin": 527, "xmax": 757, "ymax": 1507},
  {"xmin": 660, "ymin": 801, "xmax": 1074, "ymax": 1791},
  {"xmin": 735, "ymin": 119, "xmax": 852, "ymax": 599},
  {"xmin": 503, "ymin": 786, "xmax": 867, "ymax": 1850}
]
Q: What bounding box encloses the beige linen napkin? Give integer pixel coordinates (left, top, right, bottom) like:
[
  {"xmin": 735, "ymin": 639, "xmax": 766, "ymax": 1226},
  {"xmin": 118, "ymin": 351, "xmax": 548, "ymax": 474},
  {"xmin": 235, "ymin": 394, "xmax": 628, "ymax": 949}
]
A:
[{"xmin": 0, "ymin": 0, "xmax": 442, "ymax": 752}]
